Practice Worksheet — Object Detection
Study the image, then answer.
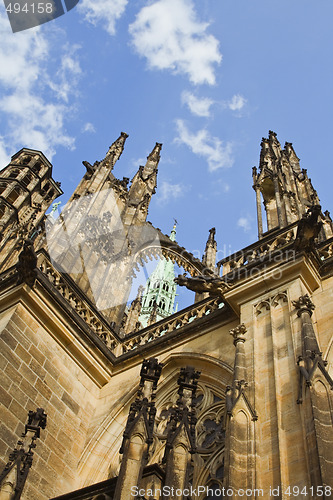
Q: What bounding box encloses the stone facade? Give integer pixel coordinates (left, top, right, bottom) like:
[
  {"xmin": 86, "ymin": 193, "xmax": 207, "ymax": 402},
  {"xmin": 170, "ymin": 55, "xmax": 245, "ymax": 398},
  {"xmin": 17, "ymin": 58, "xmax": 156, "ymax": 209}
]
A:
[{"xmin": 0, "ymin": 132, "xmax": 332, "ymax": 500}]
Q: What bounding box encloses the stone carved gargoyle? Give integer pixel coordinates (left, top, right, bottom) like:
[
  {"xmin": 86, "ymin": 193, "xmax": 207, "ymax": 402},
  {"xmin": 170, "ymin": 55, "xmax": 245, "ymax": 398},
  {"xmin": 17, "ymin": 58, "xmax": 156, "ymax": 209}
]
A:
[
  {"xmin": 295, "ymin": 204, "xmax": 323, "ymax": 251},
  {"xmin": 17, "ymin": 240, "xmax": 38, "ymax": 287},
  {"xmin": 175, "ymin": 273, "xmax": 232, "ymax": 296}
]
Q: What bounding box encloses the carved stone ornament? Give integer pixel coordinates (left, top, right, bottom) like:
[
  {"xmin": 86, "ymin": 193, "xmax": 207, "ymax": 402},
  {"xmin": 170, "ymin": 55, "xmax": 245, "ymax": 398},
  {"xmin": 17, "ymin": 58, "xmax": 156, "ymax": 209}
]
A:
[
  {"xmin": 17, "ymin": 240, "xmax": 38, "ymax": 287},
  {"xmin": 0, "ymin": 408, "xmax": 47, "ymax": 500},
  {"xmin": 294, "ymin": 204, "xmax": 323, "ymax": 251},
  {"xmin": 174, "ymin": 273, "xmax": 232, "ymax": 296},
  {"xmin": 292, "ymin": 293, "xmax": 315, "ymax": 317}
]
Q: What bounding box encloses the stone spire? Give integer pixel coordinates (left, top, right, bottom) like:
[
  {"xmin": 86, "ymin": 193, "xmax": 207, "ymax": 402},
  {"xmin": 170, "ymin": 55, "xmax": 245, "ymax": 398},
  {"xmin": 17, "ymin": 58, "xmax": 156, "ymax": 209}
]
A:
[
  {"xmin": 139, "ymin": 223, "xmax": 177, "ymax": 327},
  {"xmin": 123, "ymin": 285, "xmax": 144, "ymax": 334},
  {"xmin": 252, "ymin": 131, "xmax": 332, "ymax": 240},
  {"xmin": 67, "ymin": 131, "xmax": 129, "ymax": 201},
  {"xmin": 124, "ymin": 143, "xmax": 162, "ymax": 225},
  {"xmin": 0, "ymin": 408, "xmax": 47, "ymax": 500},
  {"xmin": 202, "ymin": 227, "xmax": 217, "ymax": 272}
]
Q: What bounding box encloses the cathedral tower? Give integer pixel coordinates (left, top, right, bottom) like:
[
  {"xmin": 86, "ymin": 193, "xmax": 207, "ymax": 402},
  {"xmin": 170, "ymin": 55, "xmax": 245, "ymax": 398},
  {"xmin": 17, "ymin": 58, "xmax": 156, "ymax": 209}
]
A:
[
  {"xmin": 139, "ymin": 223, "xmax": 178, "ymax": 327},
  {"xmin": 0, "ymin": 148, "xmax": 62, "ymax": 270},
  {"xmin": 252, "ymin": 130, "xmax": 333, "ymax": 240}
]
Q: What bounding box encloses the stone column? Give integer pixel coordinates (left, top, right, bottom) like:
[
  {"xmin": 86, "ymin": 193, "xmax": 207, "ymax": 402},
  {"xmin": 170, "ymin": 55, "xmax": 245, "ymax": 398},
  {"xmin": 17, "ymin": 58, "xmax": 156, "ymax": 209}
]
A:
[
  {"xmin": 292, "ymin": 294, "xmax": 333, "ymax": 489},
  {"xmin": 255, "ymin": 187, "xmax": 264, "ymax": 239},
  {"xmin": 230, "ymin": 323, "xmax": 247, "ymax": 397},
  {"xmin": 293, "ymin": 294, "xmax": 319, "ymax": 364},
  {"xmin": 114, "ymin": 358, "xmax": 163, "ymax": 500},
  {"xmin": 163, "ymin": 366, "xmax": 200, "ymax": 500},
  {"xmin": 273, "ymin": 174, "xmax": 285, "ymax": 228},
  {"xmin": 224, "ymin": 324, "xmax": 256, "ymax": 496}
]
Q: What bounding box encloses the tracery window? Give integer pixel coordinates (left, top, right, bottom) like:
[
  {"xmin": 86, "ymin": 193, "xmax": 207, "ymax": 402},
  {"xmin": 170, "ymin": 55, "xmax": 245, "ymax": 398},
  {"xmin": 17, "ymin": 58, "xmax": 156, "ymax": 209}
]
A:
[{"xmin": 148, "ymin": 380, "xmax": 225, "ymax": 496}]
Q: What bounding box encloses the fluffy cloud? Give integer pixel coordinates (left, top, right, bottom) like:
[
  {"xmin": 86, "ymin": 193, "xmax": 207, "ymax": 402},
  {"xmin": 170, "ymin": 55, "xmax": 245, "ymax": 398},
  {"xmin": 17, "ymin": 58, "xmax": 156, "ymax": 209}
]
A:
[
  {"xmin": 82, "ymin": 122, "xmax": 96, "ymax": 134},
  {"xmin": 182, "ymin": 91, "xmax": 214, "ymax": 117},
  {"xmin": 175, "ymin": 120, "xmax": 233, "ymax": 172},
  {"xmin": 227, "ymin": 94, "xmax": 247, "ymax": 111},
  {"xmin": 78, "ymin": 0, "xmax": 128, "ymax": 35},
  {"xmin": 0, "ymin": 136, "xmax": 9, "ymax": 169},
  {"xmin": 129, "ymin": 0, "xmax": 221, "ymax": 85},
  {"xmin": 158, "ymin": 180, "xmax": 184, "ymax": 204},
  {"xmin": 237, "ymin": 216, "xmax": 252, "ymax": 232},
  {"xmin": 48, "ymin": 44, "xmax": 82, "ymax": 102},
  {"xmin": 0, "ymin": 13, "xmax": 80, "ymax": 162}
]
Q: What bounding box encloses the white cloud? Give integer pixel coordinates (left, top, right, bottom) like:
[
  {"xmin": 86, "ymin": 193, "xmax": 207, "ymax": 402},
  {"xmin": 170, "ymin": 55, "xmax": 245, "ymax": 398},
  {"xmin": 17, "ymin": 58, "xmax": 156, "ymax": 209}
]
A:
[
  {"xmin": 182, "ymin": 91, "xmax": 213, "ymax": 117},
  {"xmin": 0, "ymin": 14, "xmax": 80, "ymax": 160},
  {"xmin": 158, "ymin": 181, "xmax": 184, "ymax": 204},
  {"xmin": 82, "ymin": 122, "xmax": 96, "ymax": 134},
  {"xmin": 129, "ymin": 0, "xmax": 222, "ymax": 85},
  {"xmin": 49, "ymin": 44, "xmax": 82, "ymax": 102},
  {"xmin": 175, "ymin": 119, "xmax": 233, "ymax": 172},
  {"xmin": 78, "ymin": 0, "xmax": 128, "ymax": 35},
  {"xmin": 227, "ymin": 94, "xmax": 247, "ymax": 111},
  {"xmin": 237, "ymin": 216, "xmax": 252, "ymax": 232},
  {"xmin": 0, "ymin": 137, "xmax": 10, "ymax": 169}
]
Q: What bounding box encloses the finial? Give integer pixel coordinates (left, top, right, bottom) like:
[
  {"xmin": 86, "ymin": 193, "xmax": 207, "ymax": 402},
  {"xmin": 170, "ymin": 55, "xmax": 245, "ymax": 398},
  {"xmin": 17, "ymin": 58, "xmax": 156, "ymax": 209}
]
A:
[
  {"xmin": 170, "ymin": 220, "xmax": 177, "ymax": 241},
  {"xmin": 146, "ymin": 142, "xmax": 162, "ymax": 163},
  {"xmin": 50, "ymin": 201, "xmax": 61, "ymax": 217}
]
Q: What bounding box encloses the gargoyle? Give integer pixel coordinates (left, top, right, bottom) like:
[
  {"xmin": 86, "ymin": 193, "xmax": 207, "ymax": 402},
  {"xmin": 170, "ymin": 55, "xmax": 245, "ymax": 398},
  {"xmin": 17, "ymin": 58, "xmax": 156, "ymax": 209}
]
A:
[
  {"xmin": 17, "ymin": 240, "xmax": 38, "ymax": 287},
  {"xmin": 175, "ymin": 273, "xmax": 232, "ymax": 296},
  {"xmin": 82, "ymin": 160, "xmax": 98, "ymax": 179},
  {"xmin": 295, "ymin": 204, "xmax": 323, "ymax": 251}
]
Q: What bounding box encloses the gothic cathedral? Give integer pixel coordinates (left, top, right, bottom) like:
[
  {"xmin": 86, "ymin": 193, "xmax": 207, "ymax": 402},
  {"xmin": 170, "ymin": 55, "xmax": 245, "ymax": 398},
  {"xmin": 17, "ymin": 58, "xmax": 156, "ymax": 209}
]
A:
[{"xmin": 0, "ymin": 131, "xmax": 332, "ymax": 500}]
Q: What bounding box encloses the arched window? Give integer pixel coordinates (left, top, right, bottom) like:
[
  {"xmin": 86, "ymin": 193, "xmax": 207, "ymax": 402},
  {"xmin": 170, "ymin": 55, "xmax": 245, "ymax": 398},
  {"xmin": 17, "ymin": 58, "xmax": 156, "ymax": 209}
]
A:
[
  {"xmin": 153, "ymin": 281, "xmax": 160, "ymax": 289},
  {"xmin": 8, "ymin": 169, "xmax": 20, "ymax": 179},
  {"xmin": 7, "ymin": 188, "xmax": 20, "ymax": 205},
  {"xmin": 21, "ymin": 155, "xmax": 32, "ymax": 165},
  {"xmin": 149, "ymin": 299, "xmax": 155, "ymax": 308},
  {"xmin": 162, "ymin": 283, "xmax": 169, "ymax": 292},
  {"xmin": 21, "ymin": 173, "xmax": 33, "ymax": 188},
  {"xmin": 32, "ymin": 161, "xmax": 42, "ymax": 173},
  {"xmin": 204, "ymin": 482, "xmax": 224, "ymax": 499},
  {"xmin": 159, "ymin": 299, "xmax": 166, "ymax": 311}
]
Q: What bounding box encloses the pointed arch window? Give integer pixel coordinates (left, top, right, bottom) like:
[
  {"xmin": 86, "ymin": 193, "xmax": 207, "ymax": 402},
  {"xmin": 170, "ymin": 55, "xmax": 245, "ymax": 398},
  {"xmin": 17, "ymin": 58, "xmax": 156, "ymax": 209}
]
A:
[
  {"xmin": 21, "ymin": 173, "xmax": 33, "ymax": 188},
  {"xmin": 159, "ymin": 299, "xmax": 166, "ymax": 311},
  {"xmin": 7, "ymin": 188, "xmax": 20, "ymax": 205},
  {"xmin": 8, "ymin": 169, "xmax": 20, "ymax": 179},
  {"xmin": 21, "ymin": 155, "xmax": 32, "ymax": 165}
]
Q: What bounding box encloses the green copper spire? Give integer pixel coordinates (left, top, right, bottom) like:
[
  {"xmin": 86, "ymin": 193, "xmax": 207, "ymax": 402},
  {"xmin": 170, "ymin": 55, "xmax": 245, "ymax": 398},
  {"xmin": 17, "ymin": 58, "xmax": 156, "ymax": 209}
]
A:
[{"xmin": 139, "ymin": 223, "xmax": 178, "ymax": 327}]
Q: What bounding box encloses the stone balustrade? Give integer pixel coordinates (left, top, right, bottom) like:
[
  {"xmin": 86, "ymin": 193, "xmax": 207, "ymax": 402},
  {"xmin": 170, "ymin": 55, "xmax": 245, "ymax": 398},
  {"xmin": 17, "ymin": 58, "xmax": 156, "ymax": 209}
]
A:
[
  {"xmin": 35, "ymin": 252, "xmax": 225, "ymax": 357},
  {"xmin": 219, "ymin": 226, "xmax": 297, "ymax": 277}
]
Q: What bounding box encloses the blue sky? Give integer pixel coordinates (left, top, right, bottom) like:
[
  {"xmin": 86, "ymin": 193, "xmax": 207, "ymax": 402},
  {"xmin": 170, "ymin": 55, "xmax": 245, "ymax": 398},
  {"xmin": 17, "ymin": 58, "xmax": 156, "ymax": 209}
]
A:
[{"xmin": 1, "ymin": 0, "xmax": 332, "ymax": 266}]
